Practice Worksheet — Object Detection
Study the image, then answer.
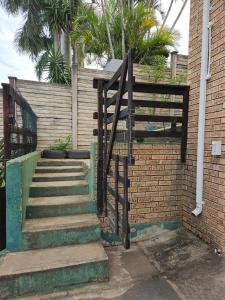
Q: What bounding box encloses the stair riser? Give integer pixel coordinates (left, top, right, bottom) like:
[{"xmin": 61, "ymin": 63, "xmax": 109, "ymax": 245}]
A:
[
  {"xmin": 22, "ymin": 226, "xmax": 101, "ymax": 250},
  {"xmin": 32, "ymin": 174, "xmax": 85, "ymax": 182},
  {"xmin": 0, "ymin": 260, "xmax": 108, "ymax": 299},
  {"xmin": 26, "ymin": 202, "xmax": 96, "ymax": 218},
  {"xmin": 30, "ymin": 185, "xmax": 89, "ymax": 197},
  {"xmin": 35, "ymin": 167, "xmax": 84, "ymax": 174},
  {"xmin": 37, "ymin": 161, "xmax": 83, "ymax": 167}
]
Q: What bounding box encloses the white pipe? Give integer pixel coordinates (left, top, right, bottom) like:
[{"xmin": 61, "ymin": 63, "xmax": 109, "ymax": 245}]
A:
[{"xmin": 192, "ymin": 0, "xmax": 211, "ymax": 217}]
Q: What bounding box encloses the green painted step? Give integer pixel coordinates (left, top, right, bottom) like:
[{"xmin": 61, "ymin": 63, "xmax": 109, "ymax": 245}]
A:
[
  {"xmin": 0, "ymin": 242, "xmax": 108, "ymax": 299},
  {"xmin": 35, "ymin": 165, "xmax": 84, "ymax": 174},
  {"xmin": 32, "ymin": 172, "xmax": 85, "ymax": 182},
  {"xmin": 22, "ymin": 214, "xmax": 101, "ymax": 250},
  {"xmin": 30, "ymin": 180, "xmax": 89, "ymax": 197},
  {"xmin": 37, "ymin": 159, "xmax": 84, "ymax": 167},
  {"xmin": 26, "ymin": 195, "xmax": 96, "ymax": 218}
]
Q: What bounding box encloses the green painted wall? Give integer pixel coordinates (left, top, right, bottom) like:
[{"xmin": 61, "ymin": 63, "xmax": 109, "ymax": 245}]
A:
[
  {"xmin": 101, "ymin": 221, "xmax": 181, "ymax": 246},
  {"xmin": 6, "ymin": 151, "xmax": 41, "ymax": 251},
  {"xmin": 89, "ymin": 143, "xmax": 97, "ymax": 200}
]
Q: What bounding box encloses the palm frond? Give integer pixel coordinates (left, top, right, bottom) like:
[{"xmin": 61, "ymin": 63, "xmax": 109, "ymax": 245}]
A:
[{"xmin": 35, "ymin": 46, "xmax": 71, "ymax": 84}]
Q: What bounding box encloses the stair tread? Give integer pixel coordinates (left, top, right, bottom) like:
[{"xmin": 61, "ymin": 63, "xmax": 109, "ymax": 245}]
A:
[
  {"xmin": 0, "ymin": 242, "xmax": 107, "ymax": 277},
  {"xmin": 30, "ymin": 180, "xmax": 88, "ymax": 188},
  {"xmin": 33, "ymin": 172, "xmax": 85, "ymax": 178},
  {"xmin": 28, "ymin": 195, "xmax": 90, "ymax": 206},
  {"xmin": 23, "ymin": 214, "xmax": 99, "ymax": 232},
  {"xmin": 36, "ymin": 166, "xmax": 83, "ymax": 170},
  {"xmin": 39, "ymin": 159, "xmax": 84, "ymax": 163}
]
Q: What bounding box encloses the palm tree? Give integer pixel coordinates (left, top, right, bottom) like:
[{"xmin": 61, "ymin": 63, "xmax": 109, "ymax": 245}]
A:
[
  {"xmin": 0, "ymin": 0, "xmax": 80, "ymax": 83},
  {"xmin": 160, "ymin": 0, "xmax": 188, "ymax": 31},
  {"xmin": 161, "ymin": 0, "xmax": 174, "ymax": 29},
  {"xmin": 35, "ymin": 46, "xmax": 71, "ymax": 84},
  {"xmin": 0, "ymin": 0, "xmax": 50, "ymax": 58},
  {"xmin": 100, "ymin": 0, "xmax": 115, "ymax": 59},
  {"xmin": 171, "ymin": 0, "xmax": 188, "ymax": 31},
  {"xmin": 1, "ymin": 0, "xmax": 80, "ymax": 59},
  {"xmin": 72, "ymin": 1, "xmax": 176, "ymax": 66}
]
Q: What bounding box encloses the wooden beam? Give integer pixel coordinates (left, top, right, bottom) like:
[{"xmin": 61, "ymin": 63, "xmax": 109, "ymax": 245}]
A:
[
  {"xmin": 181, "ymin": 86, "xmax": 189, "ymax": 162},
  {"xmin": 105, "ymin": 57, "xmax": 128, "ymax": 173},
  {"xmin": 94, "ymin": 78, "xmax": 190, "ymax": 96}
]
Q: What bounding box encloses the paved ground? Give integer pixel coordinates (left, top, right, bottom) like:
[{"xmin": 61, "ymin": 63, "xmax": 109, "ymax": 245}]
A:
[{"xmin": 20, "ymin": 228, "xmax": 225, "ymax": 300}]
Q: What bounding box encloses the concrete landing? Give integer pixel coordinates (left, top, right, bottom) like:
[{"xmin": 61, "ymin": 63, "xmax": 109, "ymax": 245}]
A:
[
  {"xmin": 17, "ymin": 228, "xmax": 225, "ymax": 300},
  {"xmin": 0, "ymin": 243, "xmax": 108, "ymax": 299}
]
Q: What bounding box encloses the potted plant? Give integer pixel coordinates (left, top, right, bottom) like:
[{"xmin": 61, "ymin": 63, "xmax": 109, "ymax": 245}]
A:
[
  {"xmin": 67, "ymin": 149, "xmax": 90, "ymax": 159},
  {"xmin": 42, "ymin": 135, "xmax": 72, "ymax": 159}
]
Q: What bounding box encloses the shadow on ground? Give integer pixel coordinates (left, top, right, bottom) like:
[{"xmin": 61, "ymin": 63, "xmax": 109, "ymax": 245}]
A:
[{"xmin": 19, "ymin": 227, "xmax": 225, "ymax": 300}]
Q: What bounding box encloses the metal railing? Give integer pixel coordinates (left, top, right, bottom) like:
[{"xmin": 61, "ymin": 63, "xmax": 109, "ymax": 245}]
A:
[
  {"xmin": 2, "ymin": 80, "xmax": 37, "ymax": 160},
  {"xmin": 93, "ymin": 49, "xmax": 190, "ymax": 249}
]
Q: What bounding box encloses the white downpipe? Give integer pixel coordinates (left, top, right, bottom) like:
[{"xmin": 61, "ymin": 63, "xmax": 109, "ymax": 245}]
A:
[{"xmin": 192, "ymin": 0, "xmax": 211, "ymax": 217}]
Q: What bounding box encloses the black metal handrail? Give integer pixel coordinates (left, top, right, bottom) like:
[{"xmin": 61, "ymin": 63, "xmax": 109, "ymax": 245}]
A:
[
  {"xmin": 93, "ymin": 49, "xmax": 190, "ymax": 249},
  {"xmin": 2, "ymin": 82, "xmax": 38, "ymax": 160}
]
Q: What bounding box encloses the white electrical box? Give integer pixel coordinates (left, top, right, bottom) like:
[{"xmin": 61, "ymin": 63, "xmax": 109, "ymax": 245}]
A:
[{"xmin": 212, "ymin": 141, "xmax": 222, "ymax": 156}]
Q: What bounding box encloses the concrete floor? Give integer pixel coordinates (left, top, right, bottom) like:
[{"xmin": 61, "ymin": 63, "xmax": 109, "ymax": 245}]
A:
[{"xmin": 19, "ymin": 228, "xmax": 225, "ymax": 300}]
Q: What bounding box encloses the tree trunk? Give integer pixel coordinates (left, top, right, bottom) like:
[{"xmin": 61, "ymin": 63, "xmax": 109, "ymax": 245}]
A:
[
  {"xmin": 171, "ymin": 0, "xmax": 188, "ymax": 31},
  {"xmin": 61, "ymin": 31, "xmax": 71, "ymax": 65},
  {"xmin": 53, "ymin": 29, "xmax": 61, "ymax": 50},
  {"xmin": 161, "ymin": 0, "xmax": 174, "ymax": 29},
  {"xmin": 119, "ymin": 0, "xmax": 126, "ymax": 58},
  {"xmin": 101, "ymin": 0, "xmax": 115, "ymax": 59}
]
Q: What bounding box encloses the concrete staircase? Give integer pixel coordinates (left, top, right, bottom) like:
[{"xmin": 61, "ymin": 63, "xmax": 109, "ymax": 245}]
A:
[{"xmin": 0, "ymin": 159, "xmax": 109, "ymax": 299}]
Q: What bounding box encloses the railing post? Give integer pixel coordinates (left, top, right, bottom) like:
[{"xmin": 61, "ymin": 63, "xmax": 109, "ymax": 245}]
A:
[
  {"xmin": 2, "ymin": 84, "xmax": 10, "ymax": 160},
  {"xmin": 181, "ymin": 86, "xmax": 190, "ymax": 162},
  {"xmin": 97, "ymin": 80, "xmax": 104, "ymax": 214},
  {"xmin": 123, "ymin": 156, "xmax": 130, "ymax": 249},
  {"xmin": 103, "ymin": 87, "xmax": 108, "ymax": 215},
  {"xmin": 127, "ymin": 49, "xmax": 135, "ymax": 164},
  {"xmin": 115, "ymin": 155, "xmax": 119, "ymax": 234}
]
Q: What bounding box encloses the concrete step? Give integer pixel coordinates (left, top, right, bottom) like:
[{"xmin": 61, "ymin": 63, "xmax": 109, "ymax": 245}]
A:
[
  {"xmin": 22, "ymin": 214, "xmax": 100, "ymax": 250},
  {"xmin": 0, "ymin": 242, "xmax": 108, "ymax": 299},
  {"xmin": 30, "ymin": 180, "xmax": 89, "ymax": 197},
  {"xmin": 32, "ymin": 172, "xmax": 85, "ymax": 182},
  {"xmin": 26, "ymin": 195, "xmax": 96, "ymax": 218},
  {"xmin": 35, "ymin": 165, "xmax": 84, "ymax": 174},
  {"xmin": 37, "ymin": 159, "xmax": 84, "ymax": 167}
]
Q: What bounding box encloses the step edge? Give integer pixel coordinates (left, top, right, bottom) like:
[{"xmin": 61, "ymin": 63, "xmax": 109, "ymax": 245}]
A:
[
  {"xmin": 0, "ymin": 250, "xmax": 108, "ymax": 278},
  {"xmin": 27, "ymin": 198, "xmax": 92, "ymax": 207},
  {"xmin": 30, "ymin": 181, "xmax": 88, "ymax": 188},
  {"xmin": 23, "ymin": 218, "xmax": 100, "ymax": 233}
]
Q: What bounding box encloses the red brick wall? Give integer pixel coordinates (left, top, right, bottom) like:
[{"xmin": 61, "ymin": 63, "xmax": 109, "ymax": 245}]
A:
[
  {"xmin": 100, "ymin": 142, "xmax": 183, "ymax": 232},
  {"xmin": 184, "ymin": 0, "xmax": 225, "ymax": 251},
  {"xmin": 129, "ymin": 143, "xmax": 183, "ymax": 224}
]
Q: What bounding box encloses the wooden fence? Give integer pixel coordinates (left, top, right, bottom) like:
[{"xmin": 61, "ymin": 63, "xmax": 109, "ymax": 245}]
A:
[{"xmin": 0, "ymin": 54, "xmax": 188, "ymax": 150}]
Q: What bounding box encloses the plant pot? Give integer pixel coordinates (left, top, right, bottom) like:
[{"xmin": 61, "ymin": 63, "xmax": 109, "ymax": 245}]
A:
[
  {"xmin": 42, "ymin": 150, "xmax": 66, "ymax": 159},
  {"xmin": 0, "ymin": 187, "xmax": 6, "ymax": 250},
  {"xmin": 66, "ymin": 150, "xmax": 90, "ymax": 159}
]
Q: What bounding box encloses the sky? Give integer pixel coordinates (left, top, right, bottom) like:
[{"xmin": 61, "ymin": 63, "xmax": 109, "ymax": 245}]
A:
[{"xmin": 0, "ymin": 0, "xmax": 190, "ymax": 84}]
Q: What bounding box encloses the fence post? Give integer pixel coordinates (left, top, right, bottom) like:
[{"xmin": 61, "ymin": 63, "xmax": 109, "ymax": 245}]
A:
[
  {"xmin": 71, "ymin": 44, "xmax": 78, "ymax": 149},
  {"xmin": 181, "ymin": 86, "xmax": 190, "ymax": 162},
  {"xmin": 97, "ymin": 80, "xmax": 104, "ymax": 214},
  {"xmin": 2, "ymin": 84, "xmax": 10, "ymax": 160},
  {"xmin": 170, "ymin": 51, "xmax": 178, "ymax": 78}
]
